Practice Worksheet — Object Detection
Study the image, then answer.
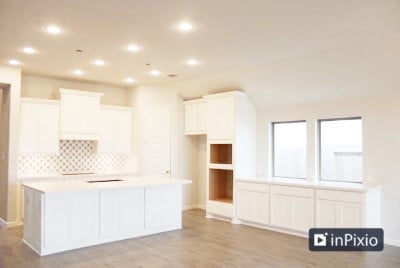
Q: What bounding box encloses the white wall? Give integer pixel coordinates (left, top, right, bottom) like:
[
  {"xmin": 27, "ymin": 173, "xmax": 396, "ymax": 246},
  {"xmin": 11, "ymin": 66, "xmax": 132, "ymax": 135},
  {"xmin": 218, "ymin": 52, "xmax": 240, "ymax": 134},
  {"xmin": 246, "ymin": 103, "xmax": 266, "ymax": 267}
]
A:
[
  {"xmin": 0, "ymin": 65, "xmax": 21, "ymax": 223},
  {"xmin": 21, "ymin": 74, "xmax": 127, "ymax": 106},
  {"xmin": 256, "ymin": 92, "xmax": 400, "ymax": 245}
]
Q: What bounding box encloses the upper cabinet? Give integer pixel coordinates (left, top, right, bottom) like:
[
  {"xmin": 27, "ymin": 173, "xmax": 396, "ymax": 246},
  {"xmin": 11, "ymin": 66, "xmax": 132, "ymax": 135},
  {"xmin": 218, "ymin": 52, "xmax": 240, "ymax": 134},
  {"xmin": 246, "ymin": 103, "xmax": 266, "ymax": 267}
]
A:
[
  {"xmin": 184, "ymin": 99, "xmax": 206, "ymax": 135},
  {"xmin": 97, "ymin": 105, "xmax": 132, "ymax": 154},
  {"xmin": 19, "ymin": 98, "xmax": 60, "ymax": 153},
  {"xmin": 204, "ymin": 94, "xmax": 235, "ymax": 140},
  {"xmin": 59, "ymin": 89, "xmax": 103, "ymax": 140}
]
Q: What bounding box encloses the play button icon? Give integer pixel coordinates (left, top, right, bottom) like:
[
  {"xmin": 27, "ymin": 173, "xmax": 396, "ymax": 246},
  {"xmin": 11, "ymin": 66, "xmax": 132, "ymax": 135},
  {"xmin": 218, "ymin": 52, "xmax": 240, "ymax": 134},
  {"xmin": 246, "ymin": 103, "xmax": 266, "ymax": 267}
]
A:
[{"xmin": 314, "ymin": 234, "xmax": 327, "ymax": 246}]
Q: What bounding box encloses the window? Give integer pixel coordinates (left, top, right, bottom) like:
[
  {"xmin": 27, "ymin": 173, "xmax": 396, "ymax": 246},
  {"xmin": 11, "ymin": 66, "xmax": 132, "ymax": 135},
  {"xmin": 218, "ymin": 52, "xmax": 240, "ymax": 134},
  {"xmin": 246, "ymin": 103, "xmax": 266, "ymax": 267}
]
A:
[
  {"xmin": 319, "ymin": 118, "xmax": 362, "ymax": 183},
  {"xmin": 272, "ymin": 121, "xmax": 307, "ymax": 179}
]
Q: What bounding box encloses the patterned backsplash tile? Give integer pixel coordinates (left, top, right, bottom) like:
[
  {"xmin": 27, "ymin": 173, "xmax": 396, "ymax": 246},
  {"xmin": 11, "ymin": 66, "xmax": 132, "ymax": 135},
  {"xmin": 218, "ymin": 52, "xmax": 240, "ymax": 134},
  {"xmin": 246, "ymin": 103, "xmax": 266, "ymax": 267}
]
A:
[{"xmin": 18, "ymin": 140, "xmax": 128, "ymax": 176}]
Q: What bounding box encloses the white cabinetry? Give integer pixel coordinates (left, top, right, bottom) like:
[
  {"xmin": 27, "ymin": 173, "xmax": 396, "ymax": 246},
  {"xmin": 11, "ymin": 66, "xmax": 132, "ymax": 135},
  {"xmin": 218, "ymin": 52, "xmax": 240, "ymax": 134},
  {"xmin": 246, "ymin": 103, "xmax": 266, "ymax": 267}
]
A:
[
  {"xmin": 98, "ymin": 105, "xmax": 132, "ymax": 154},
  {"xmin": 184, "ymin": 99, "xmax": 206, "ymax": 135},
  {"xmin": 270, "ymin": 185, "xmax": 314, "ymax": 232},
  {"xmin": 206, "ymin": 95, "xmax": 235, "ymax": 140},
  {"xmin": 145, "ymin": 185, "xmax": 182, "ymax": 231},
  {"xmin": 19, "ymin": 98, "xmax": 59, "ymax": 153},
  {"xmin": 204, "ymin": 91, "xmax": 257, "ymax": 221},
  {"xmin": 315, "ymin": 188, "xmax": 380, "ymax": 228},
  {"xmin": 60, "ymin": 88, "xmax": 103, "ymax": 140},
  {"xmin": 236, "ymin": 182, "xmax": 269, "ymax": 224},
  {"xmin": 99, "ymin": 187, "xmax": 144, "ymax": 238}
]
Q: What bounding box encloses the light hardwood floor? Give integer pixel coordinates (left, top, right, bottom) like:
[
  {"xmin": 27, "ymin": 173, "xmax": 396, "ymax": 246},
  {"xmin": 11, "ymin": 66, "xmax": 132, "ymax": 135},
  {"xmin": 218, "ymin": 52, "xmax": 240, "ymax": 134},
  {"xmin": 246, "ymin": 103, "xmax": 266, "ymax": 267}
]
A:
[{"xmin": 0, "ymin": 209, "xmax": 399, "ymax": 267}]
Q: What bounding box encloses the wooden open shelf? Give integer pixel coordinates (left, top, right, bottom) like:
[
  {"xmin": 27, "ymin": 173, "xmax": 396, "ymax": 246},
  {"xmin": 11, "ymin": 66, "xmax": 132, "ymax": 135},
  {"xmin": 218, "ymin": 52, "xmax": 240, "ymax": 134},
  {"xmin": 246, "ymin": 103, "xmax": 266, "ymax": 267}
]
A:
[
  {"xmin": 209, "ymin": 169, "xmax": 233, "ymax": 203},
  {"xmin": 210, "ymin": 144, "xmax": 232, "ymax": 164}
]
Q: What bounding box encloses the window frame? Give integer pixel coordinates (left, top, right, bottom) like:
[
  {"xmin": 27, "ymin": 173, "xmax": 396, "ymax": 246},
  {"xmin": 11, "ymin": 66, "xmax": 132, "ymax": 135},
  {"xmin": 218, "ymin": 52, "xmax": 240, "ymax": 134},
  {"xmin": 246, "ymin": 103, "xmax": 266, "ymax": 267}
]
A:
[
  {"xmin": 318, "ymin": 116, "xmax": 363, "ymax": 183},
  {"xmin": 271, "ymin": 120, "xmax": 307, "ymax": 180}
]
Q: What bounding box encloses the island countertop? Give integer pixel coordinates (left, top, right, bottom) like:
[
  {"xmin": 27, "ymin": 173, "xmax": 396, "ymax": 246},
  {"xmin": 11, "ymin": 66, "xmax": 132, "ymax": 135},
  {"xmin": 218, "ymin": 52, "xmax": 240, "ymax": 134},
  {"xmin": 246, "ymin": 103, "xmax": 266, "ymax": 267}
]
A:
[{"xmin": 23, "ymin": 177, "xmax": 192, "ymax": 193}]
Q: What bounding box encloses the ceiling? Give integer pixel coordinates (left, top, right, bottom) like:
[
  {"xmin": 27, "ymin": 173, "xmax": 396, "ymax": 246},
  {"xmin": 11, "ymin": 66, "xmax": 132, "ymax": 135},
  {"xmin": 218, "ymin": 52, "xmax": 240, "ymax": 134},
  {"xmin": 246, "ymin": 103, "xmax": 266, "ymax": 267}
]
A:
[{"xmin": 1, "ymin": 0, "xmax": 400, "ymax": 107}]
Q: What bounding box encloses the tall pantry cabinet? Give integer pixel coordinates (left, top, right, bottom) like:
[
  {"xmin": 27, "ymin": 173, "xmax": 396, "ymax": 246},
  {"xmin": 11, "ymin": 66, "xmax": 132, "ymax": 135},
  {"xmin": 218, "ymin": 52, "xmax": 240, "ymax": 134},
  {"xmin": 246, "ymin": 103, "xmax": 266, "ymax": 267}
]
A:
[{"xmin": 204, "ymin": 91, "xmax": 256, "ymax": 222}]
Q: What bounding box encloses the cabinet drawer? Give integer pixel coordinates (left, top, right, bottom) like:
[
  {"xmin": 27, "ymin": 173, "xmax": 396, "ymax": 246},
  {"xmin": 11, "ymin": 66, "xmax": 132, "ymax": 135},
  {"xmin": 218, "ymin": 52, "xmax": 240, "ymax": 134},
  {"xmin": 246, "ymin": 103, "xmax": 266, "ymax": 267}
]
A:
[
  {"xmin": 271, "ymin": 185, "xmax": 314, "ymax": 198},
  {"xmin": 316, "ymin": 189, "xmax": 364, "ymax": 203},
  {"xmin": 236, "ymin": 181, "xmax": 269, "ymax": 193},
  {"xmin": 207, "ymin": 201, "xmax": 234, "ymax": 218}
]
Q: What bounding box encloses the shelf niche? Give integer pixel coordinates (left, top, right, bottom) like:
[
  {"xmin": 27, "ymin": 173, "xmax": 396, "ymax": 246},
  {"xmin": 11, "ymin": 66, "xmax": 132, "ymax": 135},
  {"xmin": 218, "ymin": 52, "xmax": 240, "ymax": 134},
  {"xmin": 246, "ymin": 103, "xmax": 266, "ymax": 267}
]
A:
[
  {"xmin": 209, "ymin": 169, "xmax": 233, "ymax": 203},
  {"xmin": 210, "ymin": 144, "xmax": 232, "ymax": 164}
]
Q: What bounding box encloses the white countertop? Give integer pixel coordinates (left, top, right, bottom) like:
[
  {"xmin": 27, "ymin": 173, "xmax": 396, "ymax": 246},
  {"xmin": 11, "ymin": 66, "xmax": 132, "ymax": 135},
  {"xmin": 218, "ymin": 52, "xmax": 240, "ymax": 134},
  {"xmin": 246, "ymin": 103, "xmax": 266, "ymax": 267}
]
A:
[
  {"xmin": 18, "ymin": 172, "xmax": 137, "ymax": 181},
  {"xmin": 23, "ymin": 177, "xmax": 192, "ymax": 193},
  {"xmin": 236, "ymin": 177, "xmax": 381, "ymax": 192}
]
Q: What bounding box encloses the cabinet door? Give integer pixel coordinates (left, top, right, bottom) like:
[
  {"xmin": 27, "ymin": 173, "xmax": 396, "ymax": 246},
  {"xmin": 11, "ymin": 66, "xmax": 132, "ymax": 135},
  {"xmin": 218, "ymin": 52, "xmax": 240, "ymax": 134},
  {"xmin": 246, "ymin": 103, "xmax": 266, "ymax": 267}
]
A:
[
  {"xmin": 99, "ymin": 187, "xmax": 145, "ymax": 238},
  {"xmin": 98, "ymin": 108, "xmax": 132, "ymax": 154},
  {"xmin": 339, "ymin": 202, "xmax": 363, "ymax": 228},
  {"xmin": 184, "ymin": 103, "xmax": 198, "ymax": 133},
  {"xmin": 237, "ymin": 190, "xmax": 269, "ymax": 224},
  {"xmin": 270, "ymin": 194, "xmax": 292, "ymax": 229},
  {"xmin": 19, "ymin": 101, "xmax": 59, "ymax": 153},
  {"xmin": 60, "ymin": 90, "xmax": 101, "ymax": 139},
  {"xmin": 207, "ymin": 96, "xmax": 235, "ymax": 140},
  {"xmin": 70, "ymin": 190, "xmax": 99, "ymax": 242},
  {"xmin": 292, "ymin": 197, "xmax": 314, "ymax": 232},
  {"xmin": 316, "ymin": 200, "xmax": 337, "ymax": 227},
  {"xmin": 271, "ymin": 194, "xmax": 314, "ymax": 231},
  {"xmin": 145, "ymin": 185, "xmax": 182, "ymax": 230},
  {"xmin": 44, "ymin": 192, "xmax": 71, "ymax": 247},
  {"xmin": 197, "ymin": 101, "xmax": 207, "ymax": 132}
]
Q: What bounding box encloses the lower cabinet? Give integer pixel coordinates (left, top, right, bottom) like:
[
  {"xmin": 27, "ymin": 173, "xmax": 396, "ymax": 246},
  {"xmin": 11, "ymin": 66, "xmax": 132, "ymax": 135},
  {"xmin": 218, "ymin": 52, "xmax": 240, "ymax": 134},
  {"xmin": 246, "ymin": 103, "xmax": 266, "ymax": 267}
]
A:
[
  {"xmin": 270, "ymin": 185, "xmax": 314, "ymax": 232},
  {"xmin": 315, "ymin": 189, "xmax": 366, "ymax": 228},
  {"xmin": 145, "ymin": 185, "xmax": 182, "ymax": 231},
  {"xmin": 235, "ymin": 181, "xmax": 381, "ymax": 235},
  {"xmin": 99, "ymin": 187, "xmax": 145, "ymax": 238},
  {"xmin": 44, "ymin": 190, "xmax": 99, "ymax": 248},
  {"xmin": 237, "ymin": 182, "xmax": 269, "ymax": 224}
]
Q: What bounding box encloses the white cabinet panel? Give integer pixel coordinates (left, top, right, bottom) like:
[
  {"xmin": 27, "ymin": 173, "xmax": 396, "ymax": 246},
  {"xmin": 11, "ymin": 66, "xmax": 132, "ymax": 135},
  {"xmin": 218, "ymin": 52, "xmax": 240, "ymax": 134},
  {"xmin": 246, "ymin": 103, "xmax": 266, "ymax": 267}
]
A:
[
  {"xmin": 99, "ymin": 187, "xmax": 144, "ymax": 238},
  {"xmin": 98, "ymin": 106, "xmax": 132, "ymax": 154},
  {"xmin": 270, "ymin": 194, "xmax": 314, "ymax": 232},
  {"xmin": 197, "ymin": 101, "xmax": 207, "ymax": 131},
  {"xmin": 19, "ymin": 99, "xmax": 59, "ymax": 153},
  {"xmin": 207, "ymin": 96, "xmax": 235, "ymax": 140},
  {"xmin": 270, "ymin": 194, "xmax": 292, "ymax": 229},
  {"xmin": 60, "ymin": 89, "xmax": 103, "ymax": 140},
  {"xmin": 316, "ymin": 200, "xmax": 364, "ymax": 228},
  {"xmin": 237, "ymin": 190, "xmax": 269, "ymax": 224},
  {"xmin": 44, "ymin": 192, "xmax": 71, "ymax": 247},
  {"xmin": 184, "ymin": 99, "xmax": 207, "ymax": 135},
  {"xmin": 316, "ymin": 200, "xmax": 337, "ymax": 227},
  {"xmin": 70, "ymin": 190, "xmax": 99, "ymax": 242},
  {"xmin": 292, "ymin": 197, "xmax": 314, "ymax": 232},
  {"xmin": 145, "ymin": 185, "xmax": 182, "ymax": 230}
]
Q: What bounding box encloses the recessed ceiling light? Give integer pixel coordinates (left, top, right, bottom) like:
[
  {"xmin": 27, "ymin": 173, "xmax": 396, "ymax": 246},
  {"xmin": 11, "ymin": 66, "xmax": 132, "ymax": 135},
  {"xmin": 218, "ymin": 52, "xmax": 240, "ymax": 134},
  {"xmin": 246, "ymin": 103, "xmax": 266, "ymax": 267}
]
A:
[
  {"xmin": 150, "ymin": 69, "xmax": 161, "ymax": 76},
  {"xmin": 187, "ymin": 59, "xmax": 198, "ymax": 66},
  {"xmin": 127, "ymin": 44, "xmax": 141, "ymax": 52},
  {"xmin": 46, "ymin": 25, "xmax": 61, "ymax": 34},
  {"xmin": 23, "ymin": 47, "xmax": 35, "ymax": 54},
  {"xmin": 73, "ymin": 69, "xmax": 83, "ymax": 75},
  {"xmin": 178, "ymin": 22, "xmax": 193, "ymax": 32},
  {"xmin": 8, "ymin": 59, "xmax": 20, "ymax": 65},
  {"xmin": 94, "ymin": 59, "xmax": 105, "ymax": 66},
  {"xmin": 125, "ymin": 77, "xmax": 135, "ymax": 83}
]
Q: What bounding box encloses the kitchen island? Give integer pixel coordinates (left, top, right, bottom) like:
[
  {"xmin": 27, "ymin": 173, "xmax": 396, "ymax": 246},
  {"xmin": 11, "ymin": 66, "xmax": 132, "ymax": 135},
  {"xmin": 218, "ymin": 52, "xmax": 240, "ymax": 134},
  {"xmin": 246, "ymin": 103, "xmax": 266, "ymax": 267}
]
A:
[{"xmin": 23, "ymin": 177, "xmax": 191, "ymax": 256}]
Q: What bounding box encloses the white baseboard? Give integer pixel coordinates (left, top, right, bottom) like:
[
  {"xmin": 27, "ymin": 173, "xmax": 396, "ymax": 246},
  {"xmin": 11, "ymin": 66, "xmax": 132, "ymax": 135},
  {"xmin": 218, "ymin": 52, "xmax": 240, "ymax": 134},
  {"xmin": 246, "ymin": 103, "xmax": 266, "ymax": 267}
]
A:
[
  {"xmin": 0, "ymin": 217, "xmax": 23, "ymax": 228},
  {"xmin": 182, "ymin": 204, "xmax": 206, "ymax": 211},
  {"xmin": 385, "ymin": 238, "xmax": 400, "ymax": 247}
]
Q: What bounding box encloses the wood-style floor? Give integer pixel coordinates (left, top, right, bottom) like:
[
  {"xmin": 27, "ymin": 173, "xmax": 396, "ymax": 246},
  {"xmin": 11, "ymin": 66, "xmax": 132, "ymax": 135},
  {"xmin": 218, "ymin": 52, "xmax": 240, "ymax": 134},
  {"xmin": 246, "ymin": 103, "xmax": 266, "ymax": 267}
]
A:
[{"xmin": 0, "ymin": 209, "xmax": 399, "ymax": 268}]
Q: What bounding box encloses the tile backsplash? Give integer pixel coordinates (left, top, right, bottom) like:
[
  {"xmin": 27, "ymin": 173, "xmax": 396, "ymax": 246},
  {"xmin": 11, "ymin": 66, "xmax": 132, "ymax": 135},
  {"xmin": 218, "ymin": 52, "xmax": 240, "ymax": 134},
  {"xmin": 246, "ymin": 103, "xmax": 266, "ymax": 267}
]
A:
[{"xmin": 18, "ymin": 140, "xmax": 128, "ymax": 177}]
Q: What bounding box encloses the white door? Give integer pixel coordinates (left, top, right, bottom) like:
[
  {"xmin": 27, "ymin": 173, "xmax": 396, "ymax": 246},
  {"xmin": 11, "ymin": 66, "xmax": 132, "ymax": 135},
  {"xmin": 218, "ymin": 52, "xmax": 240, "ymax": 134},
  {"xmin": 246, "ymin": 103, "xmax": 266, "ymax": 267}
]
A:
[{"xmin": 144, "ymin": 106, "xmax": 172, "ymax": 177}]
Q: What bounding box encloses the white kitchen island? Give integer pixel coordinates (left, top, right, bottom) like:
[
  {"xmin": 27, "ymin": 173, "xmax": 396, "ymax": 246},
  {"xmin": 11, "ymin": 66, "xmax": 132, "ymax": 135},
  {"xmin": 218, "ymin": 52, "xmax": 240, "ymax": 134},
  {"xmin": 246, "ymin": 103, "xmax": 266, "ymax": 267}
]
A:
[{"xmin": 23, "ymin": 177, "xmax": 191, "ymax": 256}]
